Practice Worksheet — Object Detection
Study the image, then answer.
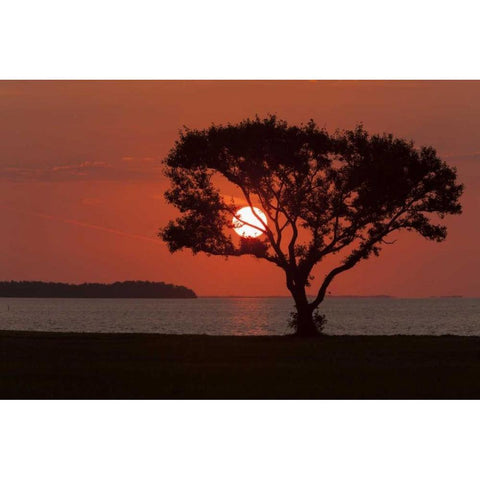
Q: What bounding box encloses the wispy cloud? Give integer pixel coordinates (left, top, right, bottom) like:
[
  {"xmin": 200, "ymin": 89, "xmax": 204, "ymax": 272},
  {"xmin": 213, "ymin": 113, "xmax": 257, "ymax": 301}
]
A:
[
  {"xmin": 81, "ymin": 197, "xmax": 103, "ymax": 206},
  {"xmin": 443, "ymin": 151, "xmax": 480, "ymax": 160},
  {"xmin": 51, "ymin": 161, "xmax": 107, "ymax": 172},
  {"xmin": 121, "ymin": 156, "xmax": 156, "ymax": 163},
  {"xmin": 0, "ymin": 205, "xmax": 160, "ymax": 243},
  {"xmin": 1, "ymin": 157, "xmax": 163, "ymax": 182}
]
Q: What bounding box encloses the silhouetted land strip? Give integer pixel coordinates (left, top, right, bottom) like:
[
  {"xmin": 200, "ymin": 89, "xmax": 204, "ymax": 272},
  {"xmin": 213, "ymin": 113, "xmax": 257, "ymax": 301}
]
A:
[
  {"xmin": 0, "ymin": 281, "xmax": 197, "ymax": 298},
  {"xmin": 1, "ymin": 331, "xmax": 479, "ymax": 399}
]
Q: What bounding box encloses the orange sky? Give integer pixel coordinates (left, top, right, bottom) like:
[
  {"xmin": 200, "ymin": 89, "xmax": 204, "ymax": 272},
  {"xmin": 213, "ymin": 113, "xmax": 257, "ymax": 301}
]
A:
[{"xmin": 1, "ymin": 81, "xmax": 479, "ymax": 297}]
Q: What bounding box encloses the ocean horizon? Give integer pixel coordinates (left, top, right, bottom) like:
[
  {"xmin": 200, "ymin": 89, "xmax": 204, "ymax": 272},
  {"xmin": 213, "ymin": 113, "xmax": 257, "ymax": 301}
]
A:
[{"xmin": 1, "ymin": 296, "xmax": 479, "ymax": 336}]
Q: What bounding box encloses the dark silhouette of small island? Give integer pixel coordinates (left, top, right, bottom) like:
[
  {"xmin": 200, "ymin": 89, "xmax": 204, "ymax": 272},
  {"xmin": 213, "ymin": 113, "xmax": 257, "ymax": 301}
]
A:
[{"xmin": 0, "ymin": 281, "xmax": 197, "ymax": 299}]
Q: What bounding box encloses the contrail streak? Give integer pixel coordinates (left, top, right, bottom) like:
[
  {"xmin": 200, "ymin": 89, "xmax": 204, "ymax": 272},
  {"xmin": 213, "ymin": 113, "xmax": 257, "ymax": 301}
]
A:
[{"xmin": 0, "ymin": 205, "xmax": 160, "ymax": 244}]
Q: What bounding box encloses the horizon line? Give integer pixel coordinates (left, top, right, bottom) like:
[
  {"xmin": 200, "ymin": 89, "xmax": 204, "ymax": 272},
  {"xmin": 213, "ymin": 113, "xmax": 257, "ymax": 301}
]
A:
[{"xmin": 200, "ymin": 294, "xmax": 472, "ymax": 299}]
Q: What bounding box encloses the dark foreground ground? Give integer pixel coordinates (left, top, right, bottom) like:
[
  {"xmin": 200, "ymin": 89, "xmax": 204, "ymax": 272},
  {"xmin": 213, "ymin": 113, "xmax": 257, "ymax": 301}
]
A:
[{"xmin": 1, "ymin": 330, "xmax": 480, "ymax": 399}]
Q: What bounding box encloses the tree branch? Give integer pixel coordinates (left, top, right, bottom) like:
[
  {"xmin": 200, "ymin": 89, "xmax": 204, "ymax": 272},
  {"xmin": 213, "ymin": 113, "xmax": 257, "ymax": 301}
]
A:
[
  {"xmin": 309, "ymin": 212, "xmax": 409, "ymax": 310},
  {"xmin": 239, "ymin": 185, "xmax": 289, "ymax": 268}
]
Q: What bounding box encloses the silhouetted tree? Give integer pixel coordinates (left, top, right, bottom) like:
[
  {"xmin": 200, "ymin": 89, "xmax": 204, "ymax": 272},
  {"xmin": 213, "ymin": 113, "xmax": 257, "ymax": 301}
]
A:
[{"xmin": 160, "ymin": 116, "xmax": 463, "ymax": 336}]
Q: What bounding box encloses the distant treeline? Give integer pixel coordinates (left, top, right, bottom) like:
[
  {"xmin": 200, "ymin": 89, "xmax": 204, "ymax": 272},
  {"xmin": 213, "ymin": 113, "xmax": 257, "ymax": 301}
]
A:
[{"xmin": 0, "ymin": 281, "xmax": 197, "ymax": 299}]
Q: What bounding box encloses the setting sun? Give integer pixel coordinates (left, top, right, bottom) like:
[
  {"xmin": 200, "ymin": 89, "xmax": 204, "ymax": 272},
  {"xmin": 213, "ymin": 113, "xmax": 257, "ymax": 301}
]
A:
[{"xmin": 232, "ymin": 207, "xmax": 267, "ymax": 238}]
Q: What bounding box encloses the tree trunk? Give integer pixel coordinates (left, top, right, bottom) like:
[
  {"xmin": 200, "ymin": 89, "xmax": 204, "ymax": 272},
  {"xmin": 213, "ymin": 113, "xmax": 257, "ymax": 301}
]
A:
[
  {"xmin": 294, "ymin": 303, "xmax": 319, "ymax": 337},
  {"xmin": 286, "ymin": 272, "xmax": 319, "ymax": 337}
]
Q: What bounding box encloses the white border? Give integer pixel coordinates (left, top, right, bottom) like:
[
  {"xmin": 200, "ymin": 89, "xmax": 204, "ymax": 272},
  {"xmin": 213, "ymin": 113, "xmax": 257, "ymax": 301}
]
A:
[
  {"xmin": 1, "ymin": 401, "xmax": 479, "ymax": 480},
  {"xmin": 2, "ymin": 0, "xmax": 480, "ymax": 79}
]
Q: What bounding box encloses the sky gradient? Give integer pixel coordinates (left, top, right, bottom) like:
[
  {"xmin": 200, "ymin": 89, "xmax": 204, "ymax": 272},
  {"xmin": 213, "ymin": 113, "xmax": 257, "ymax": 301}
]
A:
[{"xmin": 1, "ymin": 80, "xmax": 479, "ymax": 297}]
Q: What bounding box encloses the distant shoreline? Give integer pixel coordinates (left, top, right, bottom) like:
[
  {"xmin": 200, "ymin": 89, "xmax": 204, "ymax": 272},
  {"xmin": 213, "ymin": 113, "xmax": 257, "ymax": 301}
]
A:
[
  {"xmin": 200, "ymin": 295, "xmax": 467, "ymax": 299},
  {"xmin": 201, "ymin": 295, "xmax": 396, "ymax": 298},
  {"xmin": 0, "ymin": 280, "xmax": 197, "ymax": 299}
]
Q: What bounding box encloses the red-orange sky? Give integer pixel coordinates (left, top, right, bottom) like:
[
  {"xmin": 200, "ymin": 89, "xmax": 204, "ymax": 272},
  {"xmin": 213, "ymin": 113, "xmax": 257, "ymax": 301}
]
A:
[{"xmin": 1, "ymin": 81, "xmax": 479, "ymax": 297}]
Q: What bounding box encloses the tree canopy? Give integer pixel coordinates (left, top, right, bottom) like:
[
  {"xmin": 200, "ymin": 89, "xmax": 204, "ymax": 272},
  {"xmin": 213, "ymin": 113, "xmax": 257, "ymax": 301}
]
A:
[{"xmin": 160, "ymin": 116, "xmax": 463, "ymax": 335}]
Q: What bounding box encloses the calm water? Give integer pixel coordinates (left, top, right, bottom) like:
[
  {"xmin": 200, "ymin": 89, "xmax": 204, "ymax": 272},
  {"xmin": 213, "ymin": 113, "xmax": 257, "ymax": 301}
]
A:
[{"xmin": 0, "ymin": 297, "xmax": 479, "ymax": 335}]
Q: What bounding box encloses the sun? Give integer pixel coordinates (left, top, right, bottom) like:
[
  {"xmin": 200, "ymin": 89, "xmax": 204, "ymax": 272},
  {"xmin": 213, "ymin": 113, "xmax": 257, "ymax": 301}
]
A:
[{"xmin": 232, "ymin": 207, "xmax": 267, "ymax": 238}]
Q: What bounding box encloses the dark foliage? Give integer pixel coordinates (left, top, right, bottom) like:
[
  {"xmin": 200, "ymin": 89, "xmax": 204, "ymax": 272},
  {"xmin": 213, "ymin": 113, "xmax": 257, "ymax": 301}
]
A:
[
  {"xmin": 0, "ymin": 281, "xmax": 197, "ymax": 298},
  {"xmin": 160, "ymin": 116, "xmax": 463, "ymax": 335},
  {"xmin": 288, "ymin": 310, "xmax": 328, "ymax": 335}
]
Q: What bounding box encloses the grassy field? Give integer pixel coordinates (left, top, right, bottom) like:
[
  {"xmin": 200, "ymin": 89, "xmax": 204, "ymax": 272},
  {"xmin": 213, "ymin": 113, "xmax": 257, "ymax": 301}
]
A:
[{"xmin": 1, "ymin": 330, "xmax": 480, "ymax": 399}]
